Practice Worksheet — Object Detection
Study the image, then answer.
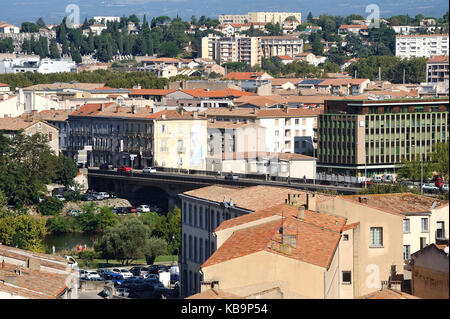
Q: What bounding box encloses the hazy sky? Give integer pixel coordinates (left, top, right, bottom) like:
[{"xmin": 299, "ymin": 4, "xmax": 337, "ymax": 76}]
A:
[{"xmin": 1, "ymin": 0, "xmax": 448, "ymax": 25}]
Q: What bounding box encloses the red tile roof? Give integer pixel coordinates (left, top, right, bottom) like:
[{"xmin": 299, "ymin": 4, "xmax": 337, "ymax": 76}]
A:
[
  {"xmin": 358, "ymin": 288, "xmax": 420, "ymax": 299},
  {"xmin": 69, "ymin": 102, "xmax": 115, "ymax": 116},
  {"xmin": 203, "ymin": 204, "xmax": 346, "ymax": 269},
  {"xmin": 427, "ymin": 55, "xmax": 449, "ymax": 63}
]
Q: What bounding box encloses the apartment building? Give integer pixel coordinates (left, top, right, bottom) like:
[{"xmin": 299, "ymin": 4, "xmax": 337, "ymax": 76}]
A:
[
  {"xmin": 207, "ymin": 120, "xmax": 266, "ymax": 156},
  {"xmin": 395, "ymin": 34, "xmax": 449, "ymax": 58},
  {"xmin": 199, "ymin": 35, "xmax": 261, "ymax": 67},
  {"xmin": 260, "ymin": 36, "xmax": 303, "ymax": 59},
  {"xmin": 317, "ymin": 98, "xmax": 449, "ymax": 177},
  {"xmin": 219, "ymin": 12, "xmax": 301, "ymax": 25},
  {"xmin": 152, "ymin": 109, "xmax": 208, "ymax": 171},
  {"xmin": 426, "ymin": 55, "xmax": 449, "ymax": 83},
  {"xmin": 248, "ymin": 12, "xmax": 301, "ymax": 24}
]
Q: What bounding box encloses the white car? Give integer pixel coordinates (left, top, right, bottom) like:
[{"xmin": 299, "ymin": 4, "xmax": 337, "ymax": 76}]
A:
[
  {"xmin": 422, "ymin": 183, "xmax": 438, "ymax": 192},
  {"xmin": 112, "ymin": 268, "xmax": 133, "ymax": 279},
  {"xmin": 137, "ymin": 205, "xmax": 150, "ymax": 213},
  {"xmin": 373, "ymin": 176, "xmax": 383, "ymax": 183},
  {"xmin": 81, "ymin": 270, "xmax": 101, "ymax": 280},
  {"xmin": 98, "ymin": 192, "xmax": 110, "ymax": 199},
  {"xmin": 55, "ymin": 194, "xmax": 66, "ymax": 202},
  {"xmin": 441, "ymin": 184, "xmax": 449, "ymax": 192},
  {"xmin": 143, "ymin": 167, "xmax": 157, "ymax": 173}
]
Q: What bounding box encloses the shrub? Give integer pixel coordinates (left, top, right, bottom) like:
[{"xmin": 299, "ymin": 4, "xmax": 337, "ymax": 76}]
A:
[{"xmin": 37, "ymin": 197, "xmax": 64, "ymax": 216}]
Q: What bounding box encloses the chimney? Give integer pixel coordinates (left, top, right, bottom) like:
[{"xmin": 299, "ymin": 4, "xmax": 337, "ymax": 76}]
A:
[
  {"xmin": 193, "ymin": 110, "xmax": 198, "ymax": 119},
  {"xmin": 1, "ymin": 259, "xmax": 5, "ymax": 269},
  {"xmin": 100, "ymin": 103, "xmax": 104, "ymax": 111},
  {"xmin": 297, "ymin": 205, "xmax": 306, "ymax": 220},
  {"xmin": 26, "ymin": 257, "xmax": 40, "ymax": 271},
  {"xmin": 115, "ymin": 106, "xmax": 121, "ymax": 113},
  {"xmin": 358, "ymin": 196, "xmax": 368, "ymax": 204},
  {"xmin": 132, "ymin": 105, "xmax": 137, "ymax": 114},
  {"xmin": 306, "ymin": 193, "xmax": 317, "ymax": 212}
]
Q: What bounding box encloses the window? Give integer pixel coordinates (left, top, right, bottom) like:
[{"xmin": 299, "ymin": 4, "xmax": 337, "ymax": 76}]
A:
[
  {"xmin": 403, "ymin": 245, "xmax": 410, "ymax": 260},
  {"xmin": 403, "ymin": 219, "xmax": 410, "ymax": 233},
  {"xmin": 343, "ymin": 234, "xmax": 349, "ymax": 241},
  {"xmin": 370, "ymin": 227, "xmax": 383, "ymax": 247},
  {"xmin": 421, "ymin": 218, "xmax": 429, "ymax": 233},
  {"xmin": 342, "ymin": 271, "xmax": 351, "ymax": 284},
  {"xmin": 436, "ymin": 221, "xmax": 445, "ymax": 239}
]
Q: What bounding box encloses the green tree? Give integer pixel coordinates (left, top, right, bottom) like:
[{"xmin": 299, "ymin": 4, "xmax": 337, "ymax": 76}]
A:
[
  {"xmin": 21, "ymin": 22, "xmax": 39, "ymax": 33},
  {"xmin": 0, "ymin": 214, "xmax": 46, "ymax": 252},
  {"xmin": 46, "ymin": 216, "xmax": 71, "ymax": 233},
  {"xmin": 144, "ymin": 237, "xmax": 168, "ymax": 265},
  {"xmin": 37, "ymin": 197, "xmax": 64, "ymax": 216},
  {"xmin": 36, "ymin": 17, "xmax": 46, "ymax": 28},
  {"xmin": 430, "ymin": 142, "xmax": 449, "ymax": 179},
  {"xmin": 49, "ymin": 38, "xmax": 60, "ymax": 59}
]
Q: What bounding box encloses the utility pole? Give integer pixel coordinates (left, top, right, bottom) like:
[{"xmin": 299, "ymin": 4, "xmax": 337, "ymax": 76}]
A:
[{"xmin": 403, "ymin": 68, "xmax": 406, "ymax": 85}]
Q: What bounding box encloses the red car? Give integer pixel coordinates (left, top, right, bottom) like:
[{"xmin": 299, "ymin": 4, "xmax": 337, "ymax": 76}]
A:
[{"xmin": 117, "ymin": 165, "xmax": 132, "ymax": 173}]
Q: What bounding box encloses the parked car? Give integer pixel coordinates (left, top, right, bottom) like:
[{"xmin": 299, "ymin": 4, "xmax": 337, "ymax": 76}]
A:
[
  {"xmin": 136, "ymin": 205, "xmax": 150, "ymax": 213},
  {"xmin": 127, "ymin": 206, "xmax": 138, "ymax": 214},
  {"xmin": 53, "ymin": 194, "xmax": 66, "ymax": 202},
  {"xmin": 147, "ymin": 264, "xmax": 169, "ymax": 275},
  {"xmin": 143, "ymin": 167, "xmax": 157, "ymax": 173},
  {"xmin": 373, "ymin": 176, "xmax": 383, "ymax": 183},
  {"xmin": 67, "ymin": 209, "xmax": 82, "ymax": 217},
  {"xmin": 91, "ymin": 192, "xmax": 104, "ymax": 200},
  {"xmin": 129, "ymin": 266, "xmax": 150, "ymax": 277},
  {"xmin": 144, "ymin": 277, "xmax": 165, "ymax": 290},
  {"xmin": 103, "ymin": 271, "xmax": 125, "ymax": 285},
  {"xmin": 114, "ymin": 207, "xmax": 128, "ymax": 214},
  {"xmin": 422, "ymin": 183, "xmax": 439, "ymax": 193},
  {"xmin": 112, "ymin": 268, "xmax": 133, "ymax": 279},
  {"xmin": 149, "ymin": 204, "xmax": 162, "ymax": 213},
  {"xmin": 225, "ymin": 173, "xmax": 239, "ymax": 180},
  {"xmin": 382, "ymin": 174, "xmax": 395, "ymax": 183},
  {"xmin": 81, "ymin": 194, "xmax": 95, "ymax": 201},
  {"xmin": 98, "ymin": 192, "xmax": 110, "ymax": 199},
  {"xmin": 117, "ymin": 165, "xmax": 132, "ymax": 173},
  {"xmin": 81, "ymin": 270, "xmax": 101, "ymax": 280},
  {"xmin": 442, "ymin": 184, "xmax": 449, "ymax": 192},
  {"xmin": 109, "ymin": 192, "xmax": 118, "ymax": 199}
]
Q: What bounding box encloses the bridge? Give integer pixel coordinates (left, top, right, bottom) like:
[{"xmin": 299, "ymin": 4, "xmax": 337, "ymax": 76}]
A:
[{"xmin": 87, "ymin": 167, "xmax": 362, "ymax": 210}]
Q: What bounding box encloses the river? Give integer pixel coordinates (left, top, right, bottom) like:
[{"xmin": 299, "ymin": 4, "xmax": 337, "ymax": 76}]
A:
[{"xmin": 43, "ymin": 232, "xmax": 99, "ymax": 254}]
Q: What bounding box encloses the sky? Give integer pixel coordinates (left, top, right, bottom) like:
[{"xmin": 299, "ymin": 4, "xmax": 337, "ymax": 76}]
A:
[{"xmin": 0, "ymin": 0, "xmax": 448, "ymax": 25}]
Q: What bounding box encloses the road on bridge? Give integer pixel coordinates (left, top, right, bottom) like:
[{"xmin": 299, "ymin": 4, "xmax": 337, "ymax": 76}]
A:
[{"xmin": 87, "ymin": 167, "xmax": 362, "ymax": 195}]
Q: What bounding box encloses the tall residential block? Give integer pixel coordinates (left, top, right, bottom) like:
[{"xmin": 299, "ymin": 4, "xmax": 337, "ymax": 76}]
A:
[{"xmin": 395, "ymin": 34, "xmax": 449, "ymax": 58}]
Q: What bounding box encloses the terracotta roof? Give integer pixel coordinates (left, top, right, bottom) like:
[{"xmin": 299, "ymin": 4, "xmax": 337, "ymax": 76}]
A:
[
  {"xmin": 0, "ymin": 260, "xmax": 70, "ymax": 299},
  {"xmin": 339, "ymin": 24, "xmax": 368, "ymax": 29},
  {"xmin": 276, "ymin": 55, "xmax": 294, "ymax": 60},
  {"xmin": 69, "ymin": 102, "xmax": 115, "ymax": 117},
  {"xmin": 427, "ymin": 55, "xmax": 449, "ymax": 63},
  {"xmin": 203, "ymin": 204, "xmax": 346, "ymax": 269},
  {"xmin": 36, "ymin": 110, "xmax": 71, "ymax": 122},
  {"xmin": 358, "ymin": 288, "xmax": 420, "ymax": 299},
  {"xmin": 207, "ymin": 121, "xmax": 253, "ymax": 129},
  {"xmin": 270, "ymin": 78, "xmax": 302, "ymax": 86},
  {"xmin": 0, "ymin": 117, "xmax": 43, "ymax": 131},
  {"xmin": 205, "ymin": 108, "xmax": 258, "ymax": 119},
  {"xmin": 342, "ymin": 222, "xmax": 360, "ymax": 231},
  {"xmin": 183, "ymin": 185, "xmax": 335, "ymax": 213},
  {"xmin": 0, "ymin": 83, "xmax": 9, "ymax": 87},
  {"xmin": 143, "ymin": 57, "xmax": 180, "ymax": 63},
  {"xmin": 341, "ymin": 193, "xmax": 448, "ymax": 216},
  {"xmin": 186, "ymin": 288, "xmax": 242, "ymax": 299}
]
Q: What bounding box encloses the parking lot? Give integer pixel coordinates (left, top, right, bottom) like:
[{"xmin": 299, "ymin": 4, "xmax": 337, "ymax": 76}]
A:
[{"xmin": 77, "ymin": 264, "xmax": 180, "ymax": 299}]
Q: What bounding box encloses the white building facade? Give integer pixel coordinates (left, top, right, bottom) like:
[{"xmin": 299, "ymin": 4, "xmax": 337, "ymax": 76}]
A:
[{"xmin": 395, "ymin": 34, "xmax": 449, "ymax": 58}]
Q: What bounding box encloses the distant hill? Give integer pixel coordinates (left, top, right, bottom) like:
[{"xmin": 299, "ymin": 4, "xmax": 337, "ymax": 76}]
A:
[{"xmin": 2, "ymin": 0, "xmax": 448, "ymax": 25}]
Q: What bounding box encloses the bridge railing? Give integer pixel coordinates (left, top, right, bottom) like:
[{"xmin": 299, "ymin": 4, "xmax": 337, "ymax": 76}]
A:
[{"xmin": 88, "ymin": 167, "xmax": 362, "ymax": 189}]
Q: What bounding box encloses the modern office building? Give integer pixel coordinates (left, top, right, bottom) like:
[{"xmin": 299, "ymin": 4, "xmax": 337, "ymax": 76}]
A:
[{"xmin": 317, "ymin": 98, "xmax": 449, "ymax": 177}]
